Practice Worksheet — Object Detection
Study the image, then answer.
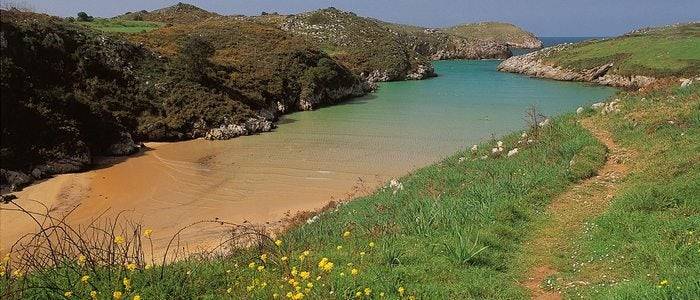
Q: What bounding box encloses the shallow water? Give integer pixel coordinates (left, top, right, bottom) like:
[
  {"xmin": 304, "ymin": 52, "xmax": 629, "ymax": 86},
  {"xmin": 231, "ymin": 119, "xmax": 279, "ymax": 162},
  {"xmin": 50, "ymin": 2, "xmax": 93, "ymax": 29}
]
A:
[{"xmin": 1, "ymin": 60, "xmax": 616, "ymax": 251}]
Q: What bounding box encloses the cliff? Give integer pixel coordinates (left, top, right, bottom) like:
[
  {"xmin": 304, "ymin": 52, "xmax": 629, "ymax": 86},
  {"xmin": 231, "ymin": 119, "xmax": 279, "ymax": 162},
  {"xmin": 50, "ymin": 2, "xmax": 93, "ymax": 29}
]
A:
[{"xmin": 498, "ymin": 23, "xmax": 700, "ymax": 88}]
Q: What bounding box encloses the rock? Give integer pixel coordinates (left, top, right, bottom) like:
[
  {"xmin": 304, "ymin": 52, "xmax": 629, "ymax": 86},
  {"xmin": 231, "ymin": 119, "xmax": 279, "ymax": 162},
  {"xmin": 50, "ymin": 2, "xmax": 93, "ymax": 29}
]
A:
[
  {"xmin": 576, "ymin": 107, "xmax": 584, "ymax": 114},
  {"xmin": 205, "ymin": 124, "xmax": 247, "ymax": 140},
  {"xmin": 107, "ymin": 132, "xmax": 140, "ymax": 156},
  {"xmin": 680, "ymin": 78, "xmax": 692, "ymax": 87},
  {"xmin": 405, "ymin": 64, "xmax": 436, "ymax": 80},
  {"xmin": 538, "ymin": 118, "xmax": 550, "ymax": 127},
  {"xmin": 592, "ymin": 102, "xmax": 605, "ymax": 109},
  {"xmin": 0, "ymin": 169, "xmax": 33, "ymax": 191},
  {"xmin": 1, "ymin": 193, "xmax": 18, "ymax": 204}
]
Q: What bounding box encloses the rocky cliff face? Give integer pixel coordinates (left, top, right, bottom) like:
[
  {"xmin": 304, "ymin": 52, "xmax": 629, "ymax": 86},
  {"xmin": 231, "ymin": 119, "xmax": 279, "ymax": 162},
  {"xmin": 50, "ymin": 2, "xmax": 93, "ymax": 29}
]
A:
[{"xmin": 497, "ymin": 47, "xmax": 657, "ymax": 89}]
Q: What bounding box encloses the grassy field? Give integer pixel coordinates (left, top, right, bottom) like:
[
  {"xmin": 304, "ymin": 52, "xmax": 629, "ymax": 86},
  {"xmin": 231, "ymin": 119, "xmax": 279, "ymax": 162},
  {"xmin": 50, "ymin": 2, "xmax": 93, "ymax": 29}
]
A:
[
  {"xmin": 553, "ymin": 84, "xmax": 700, "ymax": 299},
  {"xmin": 541, "ymin": 23, "xmax": 700, "ymax": 77},
  {"xmin": 77, "ymin": 19, "xmax": 163, "ymax": 33}
]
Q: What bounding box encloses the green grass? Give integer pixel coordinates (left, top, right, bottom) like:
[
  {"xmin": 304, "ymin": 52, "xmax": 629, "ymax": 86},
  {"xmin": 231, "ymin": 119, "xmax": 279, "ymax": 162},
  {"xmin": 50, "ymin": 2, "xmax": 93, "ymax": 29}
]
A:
[
  {"xmin": 1, "ymin": 114, "xmax": 607, "ymax": 299},
  {"xmin": 77, "ymin": 19, "xmax": 163, "ymax": 33},
  {"xmin": 557, "ymin": 84, "xmax": 700, "ymax": 299},
  {"xmin": 542, "ymin": 23, "xmax": 700, "ymax": 77}
]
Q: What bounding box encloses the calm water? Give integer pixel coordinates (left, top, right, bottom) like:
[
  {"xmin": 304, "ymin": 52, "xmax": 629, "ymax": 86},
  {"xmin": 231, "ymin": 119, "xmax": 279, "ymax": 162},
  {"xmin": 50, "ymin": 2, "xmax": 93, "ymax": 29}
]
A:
[{"xmin": 3, "ymin": 59, "xmax": 617, "ymax": 250}]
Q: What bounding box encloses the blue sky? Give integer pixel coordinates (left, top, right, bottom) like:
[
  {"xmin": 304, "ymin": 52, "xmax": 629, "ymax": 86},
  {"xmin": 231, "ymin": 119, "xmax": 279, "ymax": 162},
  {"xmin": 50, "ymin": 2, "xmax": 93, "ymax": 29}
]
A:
[{"xmin": 6, "ymin": 0, "xmax": 699, "ymax": 36}]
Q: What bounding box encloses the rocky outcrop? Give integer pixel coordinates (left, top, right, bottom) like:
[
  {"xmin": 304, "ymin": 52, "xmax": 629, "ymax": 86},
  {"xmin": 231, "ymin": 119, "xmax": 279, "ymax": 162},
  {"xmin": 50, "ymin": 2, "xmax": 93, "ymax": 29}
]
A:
[
  {"xmin": 429, "ymin": 40, "xmax": 512, "ymax": 60},
  {"xmin": 204, "ymin": 117, "xmax": 274, "ymax": 140},
  {"xmin": 497, "ymin": 49, "xmax": 657, "ymax": 89}
]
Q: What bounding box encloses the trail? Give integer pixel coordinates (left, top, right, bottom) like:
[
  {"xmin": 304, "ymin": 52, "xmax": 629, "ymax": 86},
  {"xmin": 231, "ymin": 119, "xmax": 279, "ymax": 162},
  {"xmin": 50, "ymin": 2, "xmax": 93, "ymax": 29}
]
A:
[{"xmin": 521, "ymin": 118, "xmax": 634, "ymax": 299}]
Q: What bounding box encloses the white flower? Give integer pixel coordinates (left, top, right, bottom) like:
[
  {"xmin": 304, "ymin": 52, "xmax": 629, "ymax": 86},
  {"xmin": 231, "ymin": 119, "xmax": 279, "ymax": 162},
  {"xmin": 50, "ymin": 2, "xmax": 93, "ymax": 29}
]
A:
[
  {"xmin": 507, "ymin": 148, "xmax": 519, "ymax": 157},
  {"xmin": 470, "ymin": 144, "xmax": 478, "ymax": 152},
  {"xmin": 521, "ymin": 132, "xmax": 528, "ymax": 138},
  {"xmin": 497, "ymin": 141, "xmax": 503, "ymax": 147}
]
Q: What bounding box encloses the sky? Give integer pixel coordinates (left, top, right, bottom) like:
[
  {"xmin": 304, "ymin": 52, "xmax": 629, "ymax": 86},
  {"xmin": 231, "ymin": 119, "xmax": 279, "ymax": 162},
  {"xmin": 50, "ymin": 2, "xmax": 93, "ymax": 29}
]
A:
[{"xmin": 3, "ymin": 0, "xmax": 699, "ymax": 36}]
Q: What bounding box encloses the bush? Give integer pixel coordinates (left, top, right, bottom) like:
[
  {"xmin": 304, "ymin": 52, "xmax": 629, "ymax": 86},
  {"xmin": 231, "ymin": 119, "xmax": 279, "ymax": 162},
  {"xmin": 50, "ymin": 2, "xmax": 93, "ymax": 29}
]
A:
[{"xmin": 76, "ymin": 11, "xmax": 93, "ymax": 22}]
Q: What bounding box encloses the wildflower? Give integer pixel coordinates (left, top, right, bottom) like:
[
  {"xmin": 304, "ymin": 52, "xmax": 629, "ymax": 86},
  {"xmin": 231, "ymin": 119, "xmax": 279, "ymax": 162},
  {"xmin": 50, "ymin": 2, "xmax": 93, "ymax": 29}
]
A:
[
  {"xmin": 144, "ymin": 264, "xmax": 152, "ymax": 270},
  {"xmin": 298, "ymin": 255, "xmax": 305, "ymax": 261},
  {"xmin": 336, "ymin": 245, "xmax": 343, "ymax": 250},
  {"xmin": 471, "ymin": 144, "xmax": 478, "ymax": 152},
  {"xmin": 273, "ymin": 293, "xmax": 279, "ymax": 298},
  {"xmin": 364, "ymin": 287, "xmax": 372, "ymax": 296},
  {"xmin": 359, "ymin": 252, "xmax": 366, "ymax": 256},
  {"xmin": 143, "ymin": 229, "xmax": 153, "ymax": 238},
  {"xmin": 286, "ymin": 292, "xmax": 293, "ymax": 298},
  {"xmin": 316, "ymin": 276, "xmax": 321, "ymax": 281},
  {"xmin": 12, "ymin": 269, "xmax": 23, "ymax": 278},
  {"xmin": 247, "ymin": 285, "xmax": 254, "ymax": 291},
  {"xmin": 78, "ymin": 255, "xmax": 87, "ymax": 266},
  {"xmin": 81, "ymin": 275, "xmax": 90, "ymax": 284},
  {"xmin": 2, "ymin": 253, "xmax": 9, "ymax": 263},
  {"xmin": 380, "ymin": 292, "xmax": 385, "ymax": 297},
  {"xmin": 307, "ymin": 282, "xmax": 313, "ymax": 288},
  {"xmin": 227, "ymin": 287, "xmax": 232, "ymax": 294},
  {"xmin": 114, "ymin": 236, "xmax": 125, "ymax": 245},
  {"xmin": 248, "ymin": 262, "xmax": 256, "ymax": 269},
  {"xmin": 355, "ymin": 291, "xmax": 362, "ymax": 297},
  {"xmin": 340, "ymin": 272, "xmax": 345, "ymax": 277},
  {"xmin": 125, "ymin": 262, "xmax": 137, "ymax": 271},
  {"xmin": 275, "ymin": 240, "xmax": 283, "ymax": 246},
  {"xmin": 291, "ymin": 292, "xmax": 304, "ymax": 300},
  {"xmin": 507, "ymin": 148, "xmax": 519, "ymax": 157},
  {"xmin": 398, "ymin": 287, "xmax": 405, "ymax": 296},
  {"xmin": 90, "ymin": 291, "xmax": 98, "ymax": 300},
  {"xmin": 113, "ymin": 291, "xmax": 123, "ymax": 300},
  {"xmin": 133, "ymin": 295, "xmax": 141, "ymax": 300},
  {"xmin": 261, "ymin": 253, "xmax": 268, "ymax": 262},
  {"xmin": 186, "ymin": 270, "xmax": 192, "ymax": 275},
  {"xmin": 300, "ymin": 271, "xmax": 310, "ymax": 280},
  {"xmin": 369, "ymin": 242, "xmax": 375, "ymax": 248},
  {"xmin": 351, "ymin": 268, "xmax": 359, "ymax": 276},
  {"xmin": 257, "ymin": 265, "xmax": 265, "ymax": 271},
  {"xmin": 303, "ymin": 250, "xmax": 310, "ymax": 256},
  {"xmin": 660, "ymin": 279, "xmax": 669, "ymax": 286},
  {"xmin": 343, "ymin": 231, "xmax": 351, "ymax": 238},
  {"xmin": 281, "ymin": 256, "xmax": 288, "ymax": 261},
  {"xmin": 64, "ymin": 291, "xmax": 73, "ymax": 298},
  {"xmin": 291, "ymin": 267, "xmax": 298, "ymax": 276},
  {"xmin": 123, "ymin": 277, "xmax": 132, "ymax": 290}
]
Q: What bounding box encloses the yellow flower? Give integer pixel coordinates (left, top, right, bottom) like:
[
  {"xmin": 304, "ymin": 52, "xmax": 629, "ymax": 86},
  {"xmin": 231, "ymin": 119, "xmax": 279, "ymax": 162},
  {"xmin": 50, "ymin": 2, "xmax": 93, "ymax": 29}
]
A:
[
  {"xmin": 64, "ymin": 291, "xmax": 73, "ymax": 298},
  {"xmin": 302, "ymin": 250, "xmax": 310, "ymax": 256},
  {"xmin": 340, "ymin": 272, "xmax": 345, "ymax": 277},
  {"xmin": 114, "ymin": 236, "xmax": 125, "ymax": 245},
  {"xmin": 246, "ymin": 285, "xmax": 254, "ymax": 291},
  {"xmin": 315, "ymin": 276, "xmax": 321, "ymax": 281},
  {"xmin": 261, "ymin": 253, "xmax": 268, "ymax": 262},
  {"xmin": 355, "ymin": 291, "xmax": 362, "ymax": 297},
  {"xmin": 275, "ymin": 240, "xmax": 283, "ymax": 246},
  {"xmin": 343, "ymin": 231, "xmax": 351, "ymax": 238},
  {"xmin": 2, "ymin": 253, "xmax": 9, "ymax": 263},
  {"xmin": 90, "ymin": 291, "xmax": 98, "ymax": 300},
  {"xmin": 300, "ymin": 271, "xmax": 310, "ymax": 280},
  {"xmin": 369, "ymin": 242, "xmax": 375, "ymax": 247},
  {"xmin": 408, "ymin": 296, "xmax": 416, "ymax": 300},
  {"xmin": 273, "ymin": 293, "xmax": 279, "ymax": 298},
  {"xmin": 359, "ymin": 252, "xmax": 366, "ymax": 256},
  {"xmin": 298, "ymin": 255, "xmax": 305, "ymax": 261},
  {"xmin": 336, "ymin": 245, "xmax": 343, "ymax": 250},
  {"xmin": 306, "ymin": 282, "xmax": 313, "ymax": 288},
  {"xmin": 660, "ymin": 279, "xmax": 669, "ymax": 286},
  {"xmin": 133, "ymin": 295, "xmax": 141, "ymax": 300},
  {"xmin": 12, "ymin": 269, "xmax": 23, "ymax": 278},
  {"xmin": 364, "ymin": 287, "xmax": 372, "ymax": 295},
  {"xmin": 144, "ymin": 264, "xmax": 152, "ymax": 270},
  {"xmin": 281, "ymin": 256, "xmax": 288, "ymax": 261},
  {"xmin": 123, "ymin": 277, "xmax": 131, "ymax": 290},
  {"xmin": 113, "ymin": 291, "xmax": 123, "ymax": 300},
  {"xmin": 291, "ymin": 267, "xmax": 298, "ymax": 276},
  {"xmin": 143, "ymin": 229, "xmax": 153, "ymax": 238},
  {"xmin": 398, "ymin": 287, "xmax": 405, "ymax": 296},
  {"xmin": 77, "ymin": 255, "xmax": 87, "ymax": 266},
  {"xmin": 125, "ymin": 262, "xmax": 137, "ymax": 271},
  {"xmin": 248, "ymin": 262, "xmax": 256, "ymax": 269},
  {"xmin": 257, "ymin": 265, "xmax": 265, "ymax": 271},
  {"xmin": 291, "ymin": 292, "xmax": 305, "ymax": 300},
  {"xmin": 226, "ymin": 287, "xmax": 232, "ymax": 294},
  {"xmin": 380, "ymin": 292, "xmax": 385, "ymax": 297},
  {"xmin": 81, "ymin": 275, "xmax": 90, "ymax": 284},
  {"xmin": 351, "ymin": 268, "xmax": 359, "ymax": 276}
]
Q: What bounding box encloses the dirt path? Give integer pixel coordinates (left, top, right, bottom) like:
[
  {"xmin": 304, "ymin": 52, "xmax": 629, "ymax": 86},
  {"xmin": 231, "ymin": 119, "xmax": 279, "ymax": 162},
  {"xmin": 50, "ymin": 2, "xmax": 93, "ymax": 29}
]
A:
[{"xmin": 521, "ymin": 118, "xmax": 633, "ymax": 299}]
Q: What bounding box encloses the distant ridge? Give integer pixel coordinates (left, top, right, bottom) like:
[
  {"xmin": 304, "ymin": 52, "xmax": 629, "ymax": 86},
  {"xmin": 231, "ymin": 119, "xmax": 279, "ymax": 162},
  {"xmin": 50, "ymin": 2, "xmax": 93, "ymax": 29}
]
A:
[{"xmin": 116, "ymin": 2, "xmax": 218, "ymax": 24}]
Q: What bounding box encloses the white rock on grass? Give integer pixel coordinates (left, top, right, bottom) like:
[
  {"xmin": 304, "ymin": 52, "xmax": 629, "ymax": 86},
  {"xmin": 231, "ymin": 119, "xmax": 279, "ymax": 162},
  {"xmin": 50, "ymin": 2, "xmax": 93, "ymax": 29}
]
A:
[
  {"xmin": 538, "ymin": 118, "xmax": 550, "ymax": 127},
  {"xmin": 471, "ymin": 144, "xmax": 478, "ymax": 152},
  {"xmin": 576, "ymin": 107, "xmax": 584, "ymax": 114}
]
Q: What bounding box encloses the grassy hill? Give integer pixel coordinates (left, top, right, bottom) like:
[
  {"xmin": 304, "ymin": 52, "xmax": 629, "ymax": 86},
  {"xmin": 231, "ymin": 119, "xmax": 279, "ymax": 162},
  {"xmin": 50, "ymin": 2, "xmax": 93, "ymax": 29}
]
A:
[
  {"xmin": 539, "ymin": 22, "xmax": 700, "ymax": 77},
  {"xmin": 76, "ymin": 19, "xmax": 163, "ymax": 33},
  {"xmin": 115, "ymin": 2, "xmax": 218, "ymax": 25},
  {"xmin": 445, "ymin": 22, "xmax": 542, "ymax": 48}
]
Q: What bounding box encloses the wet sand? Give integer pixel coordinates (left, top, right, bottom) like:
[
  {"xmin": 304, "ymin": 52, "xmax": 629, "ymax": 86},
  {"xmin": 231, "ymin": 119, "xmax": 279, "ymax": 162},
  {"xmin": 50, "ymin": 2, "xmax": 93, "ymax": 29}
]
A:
[{"xmin": 0, "ymin": 60, "xmax": 616, "ymax": 254}]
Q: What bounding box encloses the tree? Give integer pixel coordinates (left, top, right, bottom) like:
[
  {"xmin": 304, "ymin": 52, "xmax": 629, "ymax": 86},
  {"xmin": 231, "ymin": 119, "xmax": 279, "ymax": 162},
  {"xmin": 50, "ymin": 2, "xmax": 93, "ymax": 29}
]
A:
[{"xmin": 76, "ymin": 12, "xmax": 93, "ymax": 22}]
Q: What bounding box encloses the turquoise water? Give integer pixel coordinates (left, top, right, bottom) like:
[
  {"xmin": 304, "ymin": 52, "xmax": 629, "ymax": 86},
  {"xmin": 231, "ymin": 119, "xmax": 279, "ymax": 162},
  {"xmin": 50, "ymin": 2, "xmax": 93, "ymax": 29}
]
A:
[{"xmin": 271, "ymin": 60, "xmax": 616, "ymax": 171}]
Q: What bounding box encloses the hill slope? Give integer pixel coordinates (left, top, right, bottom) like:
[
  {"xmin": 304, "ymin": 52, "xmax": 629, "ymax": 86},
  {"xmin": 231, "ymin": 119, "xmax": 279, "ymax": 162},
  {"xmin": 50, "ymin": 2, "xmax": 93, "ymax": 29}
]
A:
[
  {"xmin": 115, "ymin": 2, "xmax": 218, "ymax": 24},
  {"xmin": 0, "ymin": 9, "xmax": 366, "ymax": 190},
  {"xmin": 498, "ymin": 22, "xmax": 700, "ymax": 88},
  {"xmin": 445, "ymin": 22, "xmax": 542, "ymax": 48}
]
